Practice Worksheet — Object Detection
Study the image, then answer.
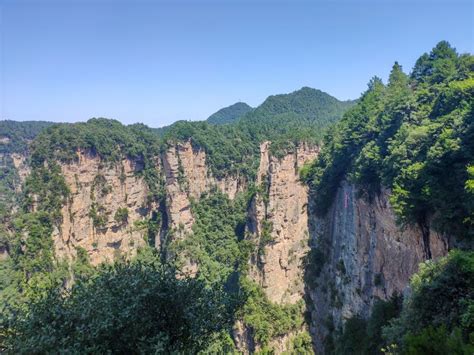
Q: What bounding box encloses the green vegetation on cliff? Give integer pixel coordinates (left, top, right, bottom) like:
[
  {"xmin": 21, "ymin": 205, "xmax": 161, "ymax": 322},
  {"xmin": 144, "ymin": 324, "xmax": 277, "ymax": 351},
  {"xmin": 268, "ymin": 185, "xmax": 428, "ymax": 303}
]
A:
[
  {"xmin": 0, "ymin": 121, "xmax": 56, "ymax": 258},
  {"xmin": 0, "ymin": 120, "xmax": 54, "ymax": 154},
  {"xmin": 170, "ymin": 188, "xmax": 311, "ymax": 352},
  {"xmin": 1, "ymin": 42, "xmax": 472, "ymax": 354},
  {"xmin": 29, "ymin": 118, "xmax": 160, "ymax": 165},
  {"xmin": 164, "ymin": 87, "xmax": 354, "ymax": 177},
  {"xmin": 1, "ymin": 86, "xmax": 347, "ymax": 353},
  {"xmin": 18, "ymin": 87, "xmax": 352, "ymax": 181},
  {"xmin": 383, "ymin": 250, "xmax": 474, "ymax": 354},
  {"xmin": 335, "ymin": 250, "xmax": 474, "ymax": 354},
  {"xmin": 303, "ymin": 41, "xmax": 474, "ymax": 240},
  {"xmin": 174, "ymin": 189, "xmax": 249, "ymax": 285}
]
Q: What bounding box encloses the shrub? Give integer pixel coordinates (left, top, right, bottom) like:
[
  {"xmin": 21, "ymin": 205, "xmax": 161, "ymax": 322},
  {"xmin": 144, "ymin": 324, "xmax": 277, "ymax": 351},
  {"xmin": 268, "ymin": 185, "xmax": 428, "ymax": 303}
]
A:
[{"xmin": 114, "ymin": 207, "xmax": 129, "ymax": 225}]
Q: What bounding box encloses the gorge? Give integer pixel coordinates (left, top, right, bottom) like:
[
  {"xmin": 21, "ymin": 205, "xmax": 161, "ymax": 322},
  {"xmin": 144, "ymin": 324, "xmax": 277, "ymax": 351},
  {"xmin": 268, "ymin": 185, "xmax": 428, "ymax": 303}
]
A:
[{"xmin": 0, "ymin": 42, "xmax": 473, "ymax": 354}]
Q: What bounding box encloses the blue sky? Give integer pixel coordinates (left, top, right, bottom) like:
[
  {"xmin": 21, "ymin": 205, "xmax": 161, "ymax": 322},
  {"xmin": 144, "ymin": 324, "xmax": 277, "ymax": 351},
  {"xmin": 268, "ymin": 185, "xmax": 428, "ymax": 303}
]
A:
[{"xmin": 1, "ymin": 0, "xmax": 473, "ymax": 127}]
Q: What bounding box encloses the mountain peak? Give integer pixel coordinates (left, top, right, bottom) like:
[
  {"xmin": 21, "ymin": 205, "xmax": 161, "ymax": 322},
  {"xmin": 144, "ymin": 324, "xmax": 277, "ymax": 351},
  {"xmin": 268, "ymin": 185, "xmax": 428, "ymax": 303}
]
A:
[{"xmin": 206, "ymin": 102, "xmax": 253, "ymax": 125}]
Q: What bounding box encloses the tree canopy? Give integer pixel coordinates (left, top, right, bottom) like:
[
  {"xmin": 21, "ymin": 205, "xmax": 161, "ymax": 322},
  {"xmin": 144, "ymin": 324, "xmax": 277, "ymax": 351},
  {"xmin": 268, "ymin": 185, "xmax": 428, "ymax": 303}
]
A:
[{"xmin": 303, "ymin": 41, "xmax": 474, "ymax": 240}]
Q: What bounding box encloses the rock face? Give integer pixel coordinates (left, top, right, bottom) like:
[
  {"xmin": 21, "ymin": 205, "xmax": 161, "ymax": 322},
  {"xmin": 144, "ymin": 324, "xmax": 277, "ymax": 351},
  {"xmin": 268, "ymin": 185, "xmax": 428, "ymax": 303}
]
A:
[
  {"xmin": 247, "ymin": 142, "xmax": 319, "ymax": 304},
  {"xmin": 53, "ymin": 151, "xmax": 152, "ymax": 265},
  {"xmin": 162, "ymin": 144, "xmax": 197, "ymax": 239},
  {"xmin": 50, "ymin": 141, "xmax": 246, "ymax": 266},
  {"xmin": 6, "ymin": 138, "xmax": 451, "ymax": 354},
  {"xmin": 161, "ymin": 141, "xmax": 244, "ymax": 240},
  {"xmin": 307, "ymin": 181, "xmax": 449, "ymax": 352}
]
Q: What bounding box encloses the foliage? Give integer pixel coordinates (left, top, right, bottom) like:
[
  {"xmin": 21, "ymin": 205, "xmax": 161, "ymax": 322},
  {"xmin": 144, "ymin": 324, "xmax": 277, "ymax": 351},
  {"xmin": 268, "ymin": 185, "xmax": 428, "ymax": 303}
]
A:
[
  {"xmin": 114, "ymin": 207, "xmax": 129, "ymax": 225},
  {"xmin": 288, "ymin": 331, "xmax": 313, "ymax": 354},
  {"xmin": 302, "ymin": 244, "xmax": 327, "ymax": 289},
  {"xmin": 206, "ymin": 102, "xmax": 253, "ymax": 125},
  {"xmin": 334, "ymin": 295, "xmax": 402, "ymax": 354},
  {"xmin": 89, "ymin": 203, "xmax": 107, "ymax": 228},
  {"xmin": 0, "ymin": 120, "xmax": 54, "ymax": 154},
  {"xmin": 163, "ymin": 87, "xmax": 354, "ymax": 178},
  {"xmin": 1, "ymin": 262, "xmax": 236, "ymax": 354},
  {"xmin": 30, "ymin": 118, "xmax": 161, "ymax": 166},
  {"xmin": 1, "ymin": 146, "xmax": 72, "ymax": 319},
  {"xmin": 0, "ymin": 155, "xmax": 21, "ymax": 251},
  {"xmin": 11, "ymin": 87, "xmax": 353, "ymax": 187},
  {"xmin": 174, "ymin": 189, "xmax": 249, "ymax": 285},
  {"xmin": 239, "ymin": 278, "xmax": 307, "ymax": 347},
  {"xmin": 258, "ymin": 220, "xmax": 274, "ymax": 257},
  {"xmin": 0, "ymin": 121, "xmax": 55, "ymax": 266},
  {"xmin": 403, "ymin": 326, "xmax": 473, "ymax": 355},
  {"xmin": 238, "ymin": 87, "xmax": 354, "ymax": 160},
  {"xmin": 336, "ymin": 316, "xmax": 368, "ymax": 354},
  {"xmin": 172, "ymin": 189, "xmax": 310, "ymax": 352},
  {"xmin": 163, "ymin": 120, "xmax": 260, "ymax": 179},
  {"xmin": 92, "ymin": 173, "xmax": 111, "ymax": 197},
  {"xmin": 303, "ymin": 42, "xmax": 474, "ymax": 239},
  {"xmin": 4, "ymin": 42, "xmax": 471, "ymax": 354},
  {"xmin": 383, "ymin": 250, "xmax": 474, "ymax": 353},
  {"xmin": 22, "ymin": 163, "xmax": 70, "ymax": 222}
]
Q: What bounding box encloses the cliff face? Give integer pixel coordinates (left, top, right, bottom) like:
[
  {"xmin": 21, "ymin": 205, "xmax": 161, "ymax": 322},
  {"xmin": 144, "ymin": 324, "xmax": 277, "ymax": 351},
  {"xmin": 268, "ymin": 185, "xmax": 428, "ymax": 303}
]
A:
[
  {"xmin": 6, "ymin": 138, "xmax": 451, "ymax": 354},
  {"xmin": 247, "ymin": 142, "xmax": 319, "ymax": 304},
  {"xmin": 49, "ymin": 141, "xmax": 245, "ymax": 266},
  {"xmin": 161, "ymin": 141, "xmax": 244, "ymax": 240},
  {"xmin": 307, "ymin": 181, "xmax": 449, "ymax": 352},
  {"xmin": 53, "ymin": 151, "xmax": 153, "ymax": 265}
]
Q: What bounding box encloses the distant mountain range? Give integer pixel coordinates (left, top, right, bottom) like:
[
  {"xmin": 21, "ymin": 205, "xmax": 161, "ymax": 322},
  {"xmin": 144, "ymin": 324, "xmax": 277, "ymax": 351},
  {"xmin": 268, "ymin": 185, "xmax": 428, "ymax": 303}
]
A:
[{"xmin": 206, "ymin": 87, "xmax": 355, "ymax": 126}]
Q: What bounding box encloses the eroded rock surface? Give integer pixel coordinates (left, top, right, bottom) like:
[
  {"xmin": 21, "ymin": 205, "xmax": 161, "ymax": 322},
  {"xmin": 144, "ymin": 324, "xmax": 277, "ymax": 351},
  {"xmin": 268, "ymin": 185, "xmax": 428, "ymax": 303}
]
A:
[
  {"xmin": 53, "ymin": 152, "xmax": 152, "ymax": 265},
  {"xmin": 52, "ymin": 141, "xmax": 246, "ymax": 266},
  {"xmin": 248, "ymin": 143, "xmax": 319, "ymax": 304},
  {"xmin": 307, "ymin": 181, "xmax": 449, "ymax": 352}
]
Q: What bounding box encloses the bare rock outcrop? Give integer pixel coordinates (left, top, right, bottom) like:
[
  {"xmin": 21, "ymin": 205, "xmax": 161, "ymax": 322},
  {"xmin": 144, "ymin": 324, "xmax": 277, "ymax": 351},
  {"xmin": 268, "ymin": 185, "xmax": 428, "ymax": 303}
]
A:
[
  {"xmin": 53, "ymin": 151, "xmax": 152, "ymax": 265},
  {"xmin": 162, "ymin": 141, "xmax": 245, "ymax": 238},
  {"xmin": 48, "ymin": 141, "xmax": 247, "ymax": 266},
  {"xmin": 307, "ymin": 181, "xmax": 449, "ymax": 352},
  {"xmin": 248, "ymin": 142, "xmax": 319, "ymax": 304}
]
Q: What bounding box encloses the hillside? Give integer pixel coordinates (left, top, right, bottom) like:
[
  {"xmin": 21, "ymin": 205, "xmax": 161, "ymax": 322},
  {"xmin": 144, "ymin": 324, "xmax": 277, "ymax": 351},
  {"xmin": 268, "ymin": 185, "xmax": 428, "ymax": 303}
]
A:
[
  {"xmin": 0, "ymin": 120, "xmax": 55, "ymax": 154},
  {"xmin": 301, "ymin": 41, "xmax": 473, "ymax": 353},
  {"xmin": 245, "ymin": 87, "xmax": 354, "ymax": 123},
  {"xmin": 206, "ymin": 102, "xmax": 253, "ymax": 124},
  {"xmin": 0, "ymin": 42, "xmax": 473, "ymax": 354},
  {"xmin": 162, "ymin": 87, "xmax": 355, "ymax": 178}
]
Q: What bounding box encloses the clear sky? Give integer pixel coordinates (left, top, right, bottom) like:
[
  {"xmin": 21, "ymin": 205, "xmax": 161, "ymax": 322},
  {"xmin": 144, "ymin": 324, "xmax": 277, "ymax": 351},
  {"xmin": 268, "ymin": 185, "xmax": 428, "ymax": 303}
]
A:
[{"xmin": 1, "ymin": 0, "xmax": 473, "ymax": 127}]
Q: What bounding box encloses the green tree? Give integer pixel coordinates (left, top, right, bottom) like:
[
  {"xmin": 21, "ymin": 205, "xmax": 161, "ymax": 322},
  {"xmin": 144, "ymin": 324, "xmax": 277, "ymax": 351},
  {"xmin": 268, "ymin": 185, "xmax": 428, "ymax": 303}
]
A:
[{"xmin": 1, "ymin": 262, "xmax": 237, "ymax": 354}]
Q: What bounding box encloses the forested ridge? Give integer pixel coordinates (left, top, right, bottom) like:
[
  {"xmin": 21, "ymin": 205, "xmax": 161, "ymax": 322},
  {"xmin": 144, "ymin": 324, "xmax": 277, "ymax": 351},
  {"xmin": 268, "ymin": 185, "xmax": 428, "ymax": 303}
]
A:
[
  {"xmin": 302, "ymin": 41, "xmax": 473, "ymax": 241},
  {"xmin": 0, "ymin": 121, "xmax": 55, "ymax": 154},
  {"xmin": 206, "ymin": 102, "xmax": 253, "ymax": 125},
  {"xmin": 302, "ymin": 41, "xmax": 474, "ymax": 353},
  {"xmin": 0, "ymin": 86, "xmax": 349, "ymax": 353},
  {"xmin": 0, "ymin": 42, "xmax": 473, "ymax": 354},
  {"xmin": 4, "ymin": 86, "xmax": 352, "ymax": 179}
]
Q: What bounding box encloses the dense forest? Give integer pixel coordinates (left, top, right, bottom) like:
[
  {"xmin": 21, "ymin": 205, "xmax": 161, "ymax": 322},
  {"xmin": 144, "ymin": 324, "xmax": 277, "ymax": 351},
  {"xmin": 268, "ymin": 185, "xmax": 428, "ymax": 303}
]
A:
[
  {"xmin": 0, "ymin": 121, "xmax": 55, "ymax": 154},
  {"xmin": 302, "ymin": 41, "xmax": 473, "ymax": 240},
  {"xmin": 0, "ymin": 42, "xmax": 473, "ymax": 354},
  {"xmin": 206, "ymin": 102, "xmax": 253, "ymax": 125},
  {"xmin": 0, "ymin": 86, "xmax": 351, "ymax": 353},
  {"xmin": 302, "ymin": 41, "xmax": 474, "ymax": 353}
]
